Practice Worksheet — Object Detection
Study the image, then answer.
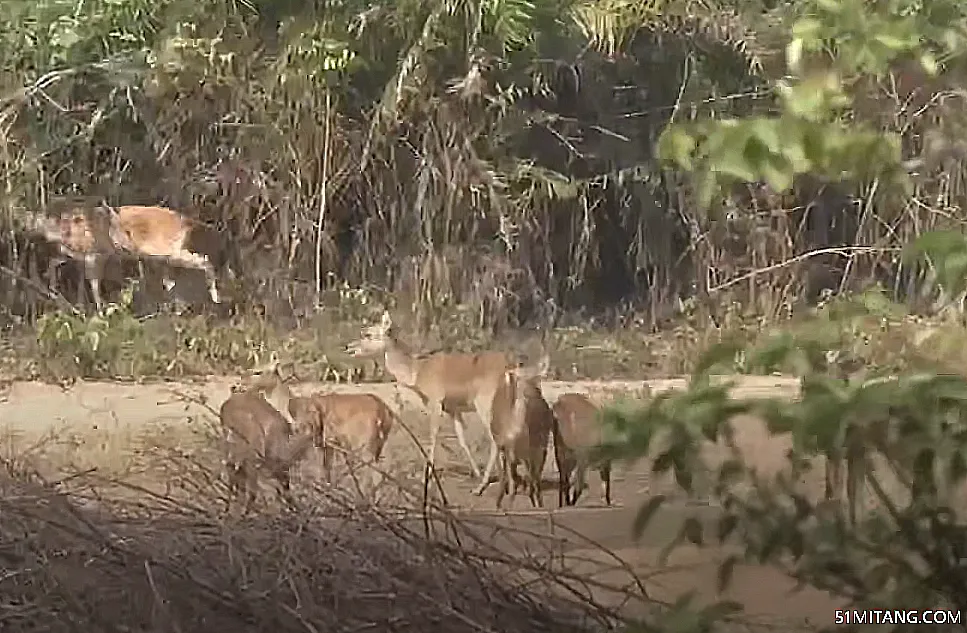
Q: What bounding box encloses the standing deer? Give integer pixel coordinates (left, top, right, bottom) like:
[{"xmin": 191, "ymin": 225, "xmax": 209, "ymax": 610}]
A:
[
  {"xmin": 346, "ymin": 310, "xmax": 515, "ymax": 495},
  {"xmin": 220, "ymin": 359, "xmax": 312, "ymax": 513},
  {"xmin": 488, "ymin": 355, "xmax": 554, "ymax": 509},
  {"xmin": 552, "ymin": 393, "xmax": 612, "ymax": 507},
  {"xmin": 287, "ymin": 392, "xmax": 397, "ymax": 492},
  {"xmin": 25, "ymin": 204, "xmax": 237, "ymax": 310}
]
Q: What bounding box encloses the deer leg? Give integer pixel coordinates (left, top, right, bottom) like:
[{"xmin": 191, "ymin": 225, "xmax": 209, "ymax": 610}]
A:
[
  {"xmin": 170, "ymin": 250, "xmax": 221, "ymax": 303},
  {"xmin": 529, "ymin": 459, "xmax": 544, "ymax": 508},
  {"xmin": 225, "ymin": 462, "xmax": 243, "ymax": 515},
  {"xmin": 275, "ymin": 470, "xmax": 295, "ymax": 509},
  {"xmin": 572, "ymin": 462, "xmax": 589, "ymax": 505},
  {"xmin": 557, "ymin": 464, "xmax": 570, "ymax": 508},
  {"xmin": 242, "ymin": 467, "xmax": 258, "ymax": 514},
  {"xmin": 137, "ymin": 259, "xmax": 160, "ymax": 297},
  {"xmin": 322, "ymin": 444, "xmax": 335, "ymax": 484},
  {"xmin": 204, "ymin": 264, "xmax": 220, "ymax": 303},
  {"xmin": 83, "ymin": 253, "xmax": 104, "ymax": 312},
  {"xmin": 473, "ymin": 439, "xmax": 500, "ymax": 496},
  {"xmin": 425, "ymin": 402, "xmax": 446, "ymax": 475},
  {"xmin": 73, "ymin": 257, "xmax": 87, "ymax": 307},
  {"xmin": 47, "ymin": 256, "xmax": 64, "ymax": 296},
  {"xmin": 227, "ymin": 461, "xmax": 257, "ymax": 516},
  {"xmin": 451, "ymin": 411, "xmax": 482, "ymax": 480},
  {"xmin": 600, "ymin": 464, "xmax": 612, "ymax": 506},
  {"xmin": 472, "ymin": 398, "xmax": 499, "ymax": 495},
  {"xmin": 495, "ymin": 450, "xmax": 511, "ymax": 509}
]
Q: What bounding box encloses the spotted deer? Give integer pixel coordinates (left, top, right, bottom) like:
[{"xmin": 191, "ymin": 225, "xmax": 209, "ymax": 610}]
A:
[
  {"xmin": 346, "ymin": 310, "xmax": 516, "ymax": 495},
  {"xmin": 25, "ymin": 204, "xmax": 236, "ymax": 310}
]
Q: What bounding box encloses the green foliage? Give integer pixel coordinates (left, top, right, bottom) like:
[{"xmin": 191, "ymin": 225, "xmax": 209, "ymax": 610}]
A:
[
  {"xmin": 605, "ymin": 0, "xmax": 967, "ymax": 628},
  {"xmin": 787, "ymin": 0, "xmax": 967, "ymax": 78},
  {"xmin": 908, "ymin": 230, "xmax": 967, "ymax": 299},
  {"xmin": 658, "ymin": 0, "xmax": 967, "ymax": 206},
  {"xmin": 36, "ymin": 283, "xmax": 144, "ymax": 377},
  {"xmin": 603, "ymin": 338, "xmax": 967, "ymax": 621}
]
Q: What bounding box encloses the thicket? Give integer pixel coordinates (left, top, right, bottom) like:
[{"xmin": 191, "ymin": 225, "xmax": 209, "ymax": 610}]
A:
[{"xmin": 3, "ymin": 0, "xmax": 967, "ymax": 336}]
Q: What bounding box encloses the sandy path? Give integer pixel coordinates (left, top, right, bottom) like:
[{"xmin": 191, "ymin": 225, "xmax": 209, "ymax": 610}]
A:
[
  {"xmin": 0, "ymin": 374, "xmax": 798, "ymax": 435},
  {"xmin": 0, "ymin": 374, "xmax": 843, "ymax": 623}
]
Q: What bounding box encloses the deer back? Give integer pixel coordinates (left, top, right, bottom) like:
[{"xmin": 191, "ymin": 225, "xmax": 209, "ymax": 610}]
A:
[
  {"xmin": 551, "ymin": 393, "xmax": 602, "ymax": 450},
  {"xmin": 113, "ymin": 206, "xmax": 192, "ymax": 256}
]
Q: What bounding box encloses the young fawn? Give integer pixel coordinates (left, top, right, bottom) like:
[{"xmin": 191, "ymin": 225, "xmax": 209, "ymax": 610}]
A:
[{"xmin": 287, "ymin": 392, "xmax": 397, "ymax": 492}]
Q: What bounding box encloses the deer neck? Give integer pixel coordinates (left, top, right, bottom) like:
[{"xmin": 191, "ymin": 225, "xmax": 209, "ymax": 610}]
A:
[
  {"xmin": 490, "ymin": 373, "xmax": 526, "ymax": 442},
  {"xmin": 510, "ymin": 381, "xmax": 530, "ymax": 435},
  {"xmin": 262, "ymin": 380, "xmax": 294, "ymax": 424},
  {"xmin": 382, "ymin": 335, "xmax": 419, "ymax": 386}
]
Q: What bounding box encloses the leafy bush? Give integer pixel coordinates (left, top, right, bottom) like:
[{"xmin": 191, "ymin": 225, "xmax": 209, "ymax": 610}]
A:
[
  {"xmin": 601, "ymin": 0, "xmax": 967, "ymax": 629},
  {"xmin": 36, "ymin": 283, "xmax": 145, "ymax": 377}
]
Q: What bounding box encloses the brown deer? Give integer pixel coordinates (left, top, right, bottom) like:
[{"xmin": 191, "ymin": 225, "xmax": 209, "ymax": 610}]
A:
[
  {"xmin": 25, "ymin": 204, "xmax": 236, "ymax": 310},
  {"xmin": 488, "ymin": 356, "xmax": 553, "ymax": 509},
  {"xmin": 220, "ymin": 359, "xmax": 312, "ymax": 513},
  {"xmin": 346, "ymin": 310, "xmax": 515, "ymax": 495},
  {"xmin": 287, "ymin": 392, "xmax": 397, "ymax": 491},
  {"xmin": 552, "ymin": 393, "xmax": 612, "ymax": 507}
]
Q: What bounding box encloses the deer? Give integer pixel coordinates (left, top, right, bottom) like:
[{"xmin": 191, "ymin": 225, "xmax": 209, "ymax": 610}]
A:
[
  {"xmin": 488, "ymin": 355, "xmax": 554, "ymax": 509},
  {"xmin": 237, "ymin": 354, "xmax": 298, "ymax": 422},
  {"xmin": 24, "ymin": 204, "xmax": 237, "ymax": 310},
  {"xmin": 346, "ymin": 310, "xmax": 516, "ymax": 496},
  {"xmin": 219, "ymin": 358, "xmax": 312, "ymax": 513},
  {"xmin": 552, "ymin": 393, "xmax": 613, "ymax": 507},
  {"xmin": 287, "ymin": 392, "xmax": 397, "ymax": 491}
]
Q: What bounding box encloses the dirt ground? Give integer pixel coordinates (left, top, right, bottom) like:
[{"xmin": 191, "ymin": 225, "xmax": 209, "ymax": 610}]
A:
[{"xmin": 0, "ymin": 375, "xmax": 841, "ymax": 625}]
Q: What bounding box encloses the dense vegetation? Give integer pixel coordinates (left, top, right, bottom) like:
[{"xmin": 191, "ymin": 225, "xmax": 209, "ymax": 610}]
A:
[
  {"xmin": 1, "ymin": 0, "xmax": 964, "ymax": 335},
  {"xmin": 5, "ymin": 0, "xmax": 967, "ymax": 629}
]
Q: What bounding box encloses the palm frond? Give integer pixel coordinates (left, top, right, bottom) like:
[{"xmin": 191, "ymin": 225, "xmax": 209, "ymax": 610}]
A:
[{"xmin": 568, "ymin": 0, "xmax": 781, "ymax": 74}]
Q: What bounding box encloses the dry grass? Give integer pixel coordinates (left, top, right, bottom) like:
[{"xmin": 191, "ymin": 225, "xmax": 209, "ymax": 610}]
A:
[{"xmin": 0, "ymin": 460, "xmax": 627, "ymax": 633}]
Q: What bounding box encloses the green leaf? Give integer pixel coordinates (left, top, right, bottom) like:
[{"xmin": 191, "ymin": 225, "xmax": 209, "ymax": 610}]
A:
[{"xmin": 658, "ymin": 126, "xmax": 698, "ymax": 170}]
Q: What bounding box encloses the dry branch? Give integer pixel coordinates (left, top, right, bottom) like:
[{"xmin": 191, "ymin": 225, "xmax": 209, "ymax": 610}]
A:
[{"xmin": 0, "ymin": 460, "xmax": 641, "ymax": 633}]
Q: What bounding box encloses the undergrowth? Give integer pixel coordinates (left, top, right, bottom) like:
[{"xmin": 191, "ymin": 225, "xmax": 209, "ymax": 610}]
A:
[{"xmin": 7, "ymin": 281, "xmax": 967, "ymax": 383}]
